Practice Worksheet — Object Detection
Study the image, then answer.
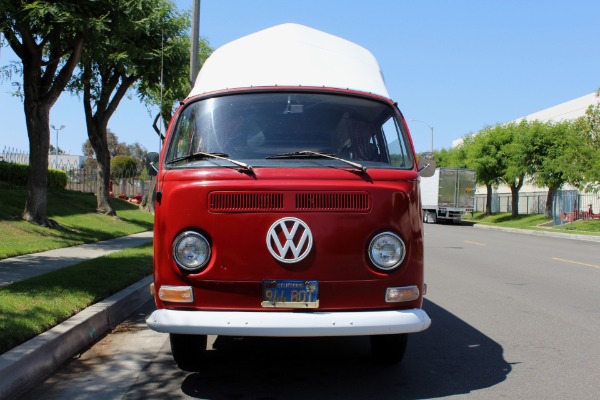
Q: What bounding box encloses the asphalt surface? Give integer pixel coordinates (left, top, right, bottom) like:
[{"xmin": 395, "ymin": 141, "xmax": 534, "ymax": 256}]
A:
[
  {"xmin": 0, "ymin": 226, "xmax": 597, "ymax": 400},
  {"xmin": 0, "ymin": 232, "xmax": 153, "ymax": 400}
]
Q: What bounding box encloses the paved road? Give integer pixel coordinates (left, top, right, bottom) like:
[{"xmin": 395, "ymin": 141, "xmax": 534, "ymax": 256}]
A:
[{"xmin": 22, "ymin": 225, "xmax": 600, "ymax": 399}]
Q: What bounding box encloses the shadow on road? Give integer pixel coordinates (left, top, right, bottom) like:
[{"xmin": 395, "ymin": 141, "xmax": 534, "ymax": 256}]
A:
[{"xmin": 173, "ymin": 299, "xmax": 511, "ymax": 399}]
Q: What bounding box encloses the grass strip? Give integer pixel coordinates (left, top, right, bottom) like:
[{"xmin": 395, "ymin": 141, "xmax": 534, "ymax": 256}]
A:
[
  {"xmin": 0, "ymin": 243, "xmax": 153, "ymax": 354},
  {"xmin": 0, "ymin": 188, "xmax": 154, "ymax": 259},
  {"xmin": 465, "ymin": 212, "xmax": 600, "ymax": 235}
]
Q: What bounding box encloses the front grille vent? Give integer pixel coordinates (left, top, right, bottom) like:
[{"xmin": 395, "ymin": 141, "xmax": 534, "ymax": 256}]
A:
[
  {"xmin": 296, "ymin": 192, "xmax": 370, "ymax": 211},
  {"xmin": 209, "ymin": 192, "xmax": 284, "ymax": 211},
  {"xmin": 209, "ymin": 191, "xmax": 371, "ymax": 212}
]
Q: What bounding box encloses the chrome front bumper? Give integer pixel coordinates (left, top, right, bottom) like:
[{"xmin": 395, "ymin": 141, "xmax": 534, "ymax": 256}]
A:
[{"xmin": 146, "ymin": 308, "xmax": 431, "ymax": 337}]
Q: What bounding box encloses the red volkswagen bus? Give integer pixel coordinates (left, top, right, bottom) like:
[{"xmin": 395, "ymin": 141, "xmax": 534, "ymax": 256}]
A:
[{"xmin": 146, "ymin": 23, "xmax": 434, "ymax": 370}]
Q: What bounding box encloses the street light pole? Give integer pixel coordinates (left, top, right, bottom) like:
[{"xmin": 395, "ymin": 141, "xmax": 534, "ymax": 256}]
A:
[
  {"xmin": 51, "ymin": 124, "xmax": 65, "ymax": 168},
  {"xmin": 410, "ymin": 119, "xmax": 434, "ymax": 153}
]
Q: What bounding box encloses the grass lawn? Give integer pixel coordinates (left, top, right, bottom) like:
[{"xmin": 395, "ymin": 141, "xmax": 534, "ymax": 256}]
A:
[
  {"xmin": 465, "ymin": 212, "xmax": 600, "ymax": 235},
  {"xmin": 0, "ymin": 186, "xmax": 155, "ymax": 354},
  {"xmin": 0, "ymin": 188, "xmax": 154, "ymax": 259},
  {"xmin": 0, "ymin": 243, "xmax": 153, "ymax": 354}
]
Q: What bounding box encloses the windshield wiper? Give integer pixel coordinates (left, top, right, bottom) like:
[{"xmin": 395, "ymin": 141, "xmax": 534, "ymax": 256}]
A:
[
  {"xmin": 266, "ymin": 150, "xmax": 366, "ymax": 173},
  {"xmin": 167, "ymin": 151, "xmax": 253, "ymax": 172}
]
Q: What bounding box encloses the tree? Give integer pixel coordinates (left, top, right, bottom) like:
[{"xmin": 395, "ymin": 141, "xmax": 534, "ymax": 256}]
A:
[
  {"xmin": 136, "ymin": 16, "xmax": 212, "ymax": 214},
  {"xmin": 110, "ymin": 155, "xmax": 137, "ymax": 180},
  {"xmin": 48, "ymin": 144, "xmax": 66, "ymax": 155},
  {"xmin": 82, "ymin": 132, "xmax": 148, "ymax": 191},
  {"xmin": 126, "ymin": 142, "xmax": 148, "ymax": 175},
  {"xmin": 69, "ymin": 0, "xmax": 189, "ymax": 216},
  {"xmin": 0, "ymin": 0, "xmax": 107, "ymax": 226},
  {"xmin": 463, "ymin": 128, "xmax": 504, "ymax": 216},
  {"xmin": 139, "ymin": 35, "xmax": 212, "ymax": 132},
  {"xmin": 498, "ymin": 121, "xmax": 530, "ymax": 219},
  {"xmin": 577, "ymin": 89, "xmax": 600, "ymax": 193},
  {"xmin": 82, "ymin": 130, "xmax": 130, "ymax": 167},
  {"xmin": 525, "ymin": 120, "xmax": 586, "ymax": 218}
]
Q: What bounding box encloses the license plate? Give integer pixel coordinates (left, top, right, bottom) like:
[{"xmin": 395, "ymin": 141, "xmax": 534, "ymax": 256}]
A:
[{"xmin": 262, "ymin": 280, "xmax": 319, "ymax": 308}]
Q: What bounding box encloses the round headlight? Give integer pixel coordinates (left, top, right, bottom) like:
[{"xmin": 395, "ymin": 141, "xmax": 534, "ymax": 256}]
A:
[
  {"xmin": 368, "ymin": 232, "xmax": 405, "ymax": 270},
  {"xmin": 172, "ymin": 231, "xmax": 211, "ymax": 271}
]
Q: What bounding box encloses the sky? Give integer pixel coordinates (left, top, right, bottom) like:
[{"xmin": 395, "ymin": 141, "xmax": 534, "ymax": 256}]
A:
[{"xmin": 1, "ymin": 0, "xmax": 599, "ymax": 156}]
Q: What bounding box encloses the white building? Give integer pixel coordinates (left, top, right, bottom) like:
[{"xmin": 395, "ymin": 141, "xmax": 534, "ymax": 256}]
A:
[{"xmin": 514, "ymin": 92, "xmax": 597, "ymax": 124}]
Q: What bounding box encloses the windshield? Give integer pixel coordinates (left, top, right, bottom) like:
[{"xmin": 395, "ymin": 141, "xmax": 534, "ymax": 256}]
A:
[{"xmin": 165, "ymin": 92, "xmax": 413, "ymax": 169}]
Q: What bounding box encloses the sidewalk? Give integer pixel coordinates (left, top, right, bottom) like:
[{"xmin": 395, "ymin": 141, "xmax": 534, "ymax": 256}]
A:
[
  {"xmin": 0, "ymin": 231, "xmax": 154, "ymax": 400},
  {"xmin": 0, "ymin": 231, "xmax": 154, "ymax": 287}
]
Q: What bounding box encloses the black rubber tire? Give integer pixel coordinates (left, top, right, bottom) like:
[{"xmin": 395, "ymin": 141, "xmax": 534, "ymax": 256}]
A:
[
  {"xmin": 169, "ymin": 333, "xmax": 207, "ymax": 372},
  {"xmin": 370, "ymin": 333, "xmax": 408, "ymax": 365}
]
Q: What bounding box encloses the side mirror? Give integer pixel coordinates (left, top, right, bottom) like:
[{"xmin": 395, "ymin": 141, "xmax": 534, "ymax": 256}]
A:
[
  {"xmin": 417, "ymin": 152, "xmax": 436, "ymax": 177},
  {"xmin": 145, "ymin": 152, "xmax": 160, "ymax": 176}
]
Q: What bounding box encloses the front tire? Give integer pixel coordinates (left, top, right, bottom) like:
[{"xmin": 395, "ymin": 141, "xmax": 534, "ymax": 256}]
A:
[
  {"xmin": 370, "ymin": 334, "xmax": 408, "ymax": 365},
  {"xmin": 170, "ymin": 333, "xmax": 207, "ymax": 372}
]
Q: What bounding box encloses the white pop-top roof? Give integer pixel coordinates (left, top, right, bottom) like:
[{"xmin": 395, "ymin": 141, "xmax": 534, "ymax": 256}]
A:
[{"xmin": 188, "ymin": 23, "xmax": 390, "ymax": 99}]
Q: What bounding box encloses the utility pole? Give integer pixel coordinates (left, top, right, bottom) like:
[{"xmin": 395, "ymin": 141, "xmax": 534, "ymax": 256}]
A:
[
  {"xmin": 190, "ymin": 0, "xmax": 201, "ymax": 88},
  {"xmin": 410, "ymin": 119, "xmax": 434, "ymax": 153}
]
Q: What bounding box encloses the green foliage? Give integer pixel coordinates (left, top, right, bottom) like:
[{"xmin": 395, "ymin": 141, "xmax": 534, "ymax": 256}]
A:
[
  {"xmin": 2, "ymin": 0, "xmax": 115, "ymax": 225},
  {"xmin": 137, "ymin": 14, "xmax": 213, "ymax": 127},
  {"xmin": 525, "ymin": 119, "xmax": 582, "ymax": 190},
  {"xmin": 578, "ymin": 89, "xmax": 600, "ymax": 193},
  {"xmin": 110, "ymin": 155, "xmax": 138, "ymax": 178},
  {"xmin": 0, "ymin": 162, "xmax": 66, "ymax": 189},
  {"xmin": 48, "ymin": 168, "xmax": 67, "ymax": 190},
  {"xmin": 434, "ymin": 142, "xmax": 469, "ymax": 168},
  {"xmin": 463, "ymin": 126, "xmax": 504, "ymax": 188},
  {"xmin": 0, "ymin": 161, "xmax": 28, "ymax": 186}
]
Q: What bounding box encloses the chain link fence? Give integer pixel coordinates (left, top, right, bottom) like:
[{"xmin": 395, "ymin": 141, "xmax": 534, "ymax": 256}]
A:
[{"xmin": 474, "ymin": 190, "xmax": 600, "ymax": 222}]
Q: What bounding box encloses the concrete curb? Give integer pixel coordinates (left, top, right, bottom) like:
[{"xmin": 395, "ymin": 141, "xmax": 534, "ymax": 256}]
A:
[
  {"xmin": 473, "ymin": 223, "xmax": 600, "ymax": 242},
  {"xmin": 0, "ymin": 275, "xmax": 153, "ymax": 400}
]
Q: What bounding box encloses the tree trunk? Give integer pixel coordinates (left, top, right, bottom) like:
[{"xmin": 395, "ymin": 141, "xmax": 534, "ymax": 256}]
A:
[
  {"xmin": 13, "ymin": 28, "xmax": 83, "ymax": 227},
  {"xmin": 140, "ymin": 176, "xmax": 157, "ymax": 214},
  {"xmin": 22, "ymin": 100, "xmax": 54, "ymax": 226},
  {"xmin": 545, "ymin": 187, "xmax": 556, "ymax": 219},
  {"xmin": 81, "ymin": 64, "xmax": 139, "ymax": 217},
  {"xmin": 510, "ymin": 187, "xmax": 519, "ymax": 218},
  {"xmin": 87, "ymin": 123, "xmax": 116, "ymax": 216},
  {"xmin": 485, "ymin": 184, "xmax": 493, "ymax": 216},
  {"xmin": 510, "ymin": 176, "xmax": 525, "ymax": 219}
]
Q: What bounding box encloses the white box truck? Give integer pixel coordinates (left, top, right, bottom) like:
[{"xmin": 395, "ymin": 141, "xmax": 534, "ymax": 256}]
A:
[{"xmin": 421, "ymin": 168, "xmax": 476, "ymax": 223}]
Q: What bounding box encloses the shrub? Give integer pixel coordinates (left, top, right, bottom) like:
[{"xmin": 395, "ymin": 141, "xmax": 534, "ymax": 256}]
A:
[
  {"xmin": 48, "ymin": 168, "xmax": 67, "ymax": 190},
  {"xmin": 111, "ymin": 155, "xmax": 138, "ymax": 179},
  {"xmin": 0, "ymin": 162, "xmax": 28, "ymax": 186},
  {"xmin": 0, "ymin": 161, "xmax": 67, "ymax": 189}
]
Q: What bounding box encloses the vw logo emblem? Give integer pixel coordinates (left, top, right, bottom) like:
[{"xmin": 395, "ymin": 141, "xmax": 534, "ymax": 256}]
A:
[{"xmin": 266, "ymin": 217, "xmax": 313, "ymax": 263}]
